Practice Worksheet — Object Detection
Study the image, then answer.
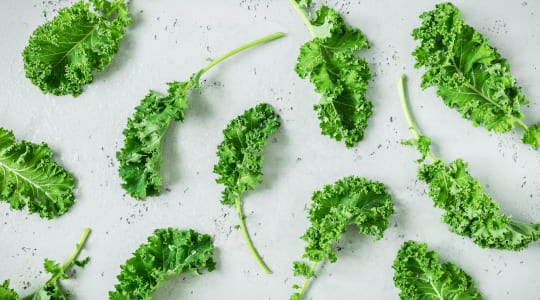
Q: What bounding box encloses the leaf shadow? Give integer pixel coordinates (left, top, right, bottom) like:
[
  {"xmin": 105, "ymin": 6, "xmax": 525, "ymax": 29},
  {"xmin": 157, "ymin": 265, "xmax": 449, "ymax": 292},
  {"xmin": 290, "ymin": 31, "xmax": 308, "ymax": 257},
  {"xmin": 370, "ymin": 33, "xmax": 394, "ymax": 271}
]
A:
[
  {"xmin": 160, "ymin": 74, "xmax": 221, "ymax": 189},
  {"xmin": 256, "ymin": 124, "xmax": 289, "ymax": 193}
]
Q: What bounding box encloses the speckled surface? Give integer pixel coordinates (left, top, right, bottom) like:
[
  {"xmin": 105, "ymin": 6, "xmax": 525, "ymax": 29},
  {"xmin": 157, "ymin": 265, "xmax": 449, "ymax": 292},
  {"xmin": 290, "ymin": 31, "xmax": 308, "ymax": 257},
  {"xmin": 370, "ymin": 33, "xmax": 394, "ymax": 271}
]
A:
[{"xmin": 1, "ymin": 0, "xmax": 540, "ymax": 299}]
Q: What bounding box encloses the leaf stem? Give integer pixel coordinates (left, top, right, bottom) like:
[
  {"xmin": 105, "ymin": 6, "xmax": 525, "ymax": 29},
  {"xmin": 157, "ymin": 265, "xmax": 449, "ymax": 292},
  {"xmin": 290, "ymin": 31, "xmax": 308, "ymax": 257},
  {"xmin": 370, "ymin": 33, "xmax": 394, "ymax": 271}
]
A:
[
  {"xmin": 515, "ymin": 118, "xmax": 529, "ymax": 131},
  {"xmin": 397, "ymin": 75, "xmax": 436, "ymax": 162},
  {"xmin": 45, "ymin": 228, "xmax": 91, "ymax": 285},
  {"xmin": 297, "ymin": 262, "xmax": 318, "ymax": 299},
  {"xmin": 235, "ymin": 196, "xmax": 272, "ymax": 274},
  {"xmin": 288, "ymin": 0, "xmax": 315, "ymax": 37},
  {"xmin": 181, "ymin": 32, "xmax": 285, "ymax": 95},
  {"xmin": 201, "ymin": 32, "xmax": 285, "ymax": 75}
]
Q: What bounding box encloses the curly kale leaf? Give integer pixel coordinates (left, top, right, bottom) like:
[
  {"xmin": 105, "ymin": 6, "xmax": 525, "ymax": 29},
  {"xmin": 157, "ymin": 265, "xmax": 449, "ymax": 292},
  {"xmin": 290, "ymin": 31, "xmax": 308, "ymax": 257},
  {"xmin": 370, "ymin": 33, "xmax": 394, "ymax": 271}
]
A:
[
  {"xmin": 213, "ymin": 103, "xmax": 280, "ymax": 273},
  {"xmin": 214, "ymin": 103, "xmax": 281, "ymax": 206},
  {"xmin": 301, "ymin": 176, "xmax": 393, "ymax": 262},
  {"xmin": 412, "ymin": 3, "xmax": 540, "ymax": 148},
  {"xmin": 116, "ymin": 82, "xmax": 189, "ymax": 200},
  {"xmin": 290, "ymin": 176, "xmax": 393, "ymax": 299},
  {"xmin": 1, "ymin": 228, "xmax": 90, "ymax": 300},
  {"xmin": 0, "ymin": 127, "xmax": 75, "ymax": 219},
  {"xmin": 419, "ymin": 159, "xmax": 540, "ymax": 251},
  {"xmin": 393, "ymin": 240, "xmax": 483, "ymax": 300},
  {"xmin": 22, "ymin": 0, "xmax": 131, "ymax": 96},
  {"xmin": 294, "ymin": 5, "xmax": 372, "ymax": 148},
  {"xmin": 109, "ymin": 228, "xmax": 216, "ymax": 300}
]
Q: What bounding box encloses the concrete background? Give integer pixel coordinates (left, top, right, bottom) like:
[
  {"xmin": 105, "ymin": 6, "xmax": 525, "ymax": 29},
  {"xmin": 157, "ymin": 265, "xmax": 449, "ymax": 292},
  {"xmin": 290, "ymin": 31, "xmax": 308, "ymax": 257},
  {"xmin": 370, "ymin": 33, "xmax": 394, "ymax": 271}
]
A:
[{"xmin": 0, "ymin": 0, "xmax": 539, "ymax": 299}]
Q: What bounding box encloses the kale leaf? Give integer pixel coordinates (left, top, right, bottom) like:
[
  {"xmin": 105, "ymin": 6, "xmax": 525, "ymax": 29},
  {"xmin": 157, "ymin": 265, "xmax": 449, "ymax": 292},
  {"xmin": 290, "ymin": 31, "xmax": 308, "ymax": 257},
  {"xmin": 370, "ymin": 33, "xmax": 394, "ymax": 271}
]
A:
[
  {"xmin": 393, "ymin": 240, "xmax": 482, "ymax": 299},
  {"xmin": 214, "ymin": 103, "xmax": 280, "ymax": 274},
  {"xmin": 0, "ymin": 127, "xmax": 75, "ymax": 219},
  {"xmin": 116, "ymin": 82, "xmax": 188, "ymax": 199},
  {"xmin": 291, "ymin": 0, "xmax": 372, "ymax": 147},
  {"xmin": 419, "ymin": 159, "xmax": 540, "ymax": 251},
  {"xmin": 290, "ymin": 176, "xmax": 393, "ymax": 299},
  {"xmin": 22, "ymin": 0, "xmax": 131, "ymax": 96},
  {"xmin": 109, "ymin": 228, "xmax": 215, "ymax": 300},
  {"xmin": 214, "ymin": 103, "xmax": 281, "ymax": 206},
  {"xmin": 412, "ymin": 2, "xmax": 540, "ymax": 149}
]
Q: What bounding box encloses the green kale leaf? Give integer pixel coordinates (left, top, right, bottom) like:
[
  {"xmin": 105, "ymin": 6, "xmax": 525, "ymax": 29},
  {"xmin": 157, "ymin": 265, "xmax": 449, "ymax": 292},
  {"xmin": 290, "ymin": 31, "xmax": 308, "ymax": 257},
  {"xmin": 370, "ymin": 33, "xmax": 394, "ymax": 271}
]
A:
[
  {"xmin": 393, "ymin": 240, "xmax": 482, "ymax": 299},
  {"xmin": 419, "ymin": 159, "xmax": 540, "ymax": 251},
  {"xmin": 398, "ymin": 74, "xmax": 540, "ymax": 251},
  {"xmin": 109, "ymin": 228, "xmax": 215, "ymax": 300},
  {"xmin": 299, "ymin": 176, "xmax": 393, "ymax": 262},
  {"xmin": 290, "ymin": 176, "xmax": 393, "ymax": 299},
  {"xmin": 412, "ymin": 2, "xmax": 540, "ymax": 148},
  {"xmin": 0, "ymin": 127, "xmax": 75, "ymax": 219},
  {"xmin": 22, "ymin": 0, "xmax": 131, "ymax": 96},
  {"xmin": 292, "ymin": 3, "xmax": 372, "ymax": 148},
  {"xmin": 213, "ymin": 103, "xmax": 280, "ymax": 274},
  {"xmin": 214, "ymin": 103, "xmax": 281, "ymax": 206},
  {"xmin": 116, "ymin": 82, "xmax": 189, "ymax": 200}
]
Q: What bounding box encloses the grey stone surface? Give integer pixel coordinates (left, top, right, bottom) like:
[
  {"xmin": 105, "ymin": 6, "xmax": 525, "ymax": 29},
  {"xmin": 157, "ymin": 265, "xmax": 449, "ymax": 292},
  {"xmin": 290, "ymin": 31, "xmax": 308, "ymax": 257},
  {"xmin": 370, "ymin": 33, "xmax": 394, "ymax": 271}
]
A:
[{"xmin": 0, "ymin": 0, "xmax": 539, "ymax": 299}]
